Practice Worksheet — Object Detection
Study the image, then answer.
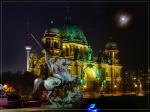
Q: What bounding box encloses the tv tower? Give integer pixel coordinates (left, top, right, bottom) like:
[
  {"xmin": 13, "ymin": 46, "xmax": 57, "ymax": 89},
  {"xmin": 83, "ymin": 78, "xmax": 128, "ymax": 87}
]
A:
[
  {"xmin": 25, "ymin": 46, "xmax": 31, "ymax": 71},
  {"xmin": 25, "ymin": 16, "xmax": 32, "ymax": 71}
]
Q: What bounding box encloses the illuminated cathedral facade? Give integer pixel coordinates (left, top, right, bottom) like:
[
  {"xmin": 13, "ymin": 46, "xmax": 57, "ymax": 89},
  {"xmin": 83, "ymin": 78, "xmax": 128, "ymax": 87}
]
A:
[{"xmin": 27, "ymin": 18, "xmax": 122, "ymax": 95}]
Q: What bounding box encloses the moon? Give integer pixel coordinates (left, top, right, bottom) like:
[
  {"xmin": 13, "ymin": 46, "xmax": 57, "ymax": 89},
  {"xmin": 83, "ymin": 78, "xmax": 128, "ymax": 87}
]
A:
[
  {"xmin": 114, "ymin": 11, "xmax": 132, "ymax": 28},
  {"xmin": 119, "ymin": 14, "xmax": 130, "ymax": 26}
]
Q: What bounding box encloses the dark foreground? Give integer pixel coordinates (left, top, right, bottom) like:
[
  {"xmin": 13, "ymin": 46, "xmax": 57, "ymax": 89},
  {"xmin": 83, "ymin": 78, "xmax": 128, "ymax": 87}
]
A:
[
  {"xmin": 80, "ymin": 95, "xmax": 149, "ymax": 112},
  {"xmin": 81, "ymin": 95, "xmax": 149, "ymax": 109},
  {"xmin": 1, "ymin": 95, "xmax": 149, "ymax": 112}
]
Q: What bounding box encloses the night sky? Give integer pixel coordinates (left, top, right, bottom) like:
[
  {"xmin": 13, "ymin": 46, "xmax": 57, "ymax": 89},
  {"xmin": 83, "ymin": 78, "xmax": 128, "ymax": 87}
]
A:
[{"xmin": 1, "ymin": 1, "xmax": 148, "ymax": 73}]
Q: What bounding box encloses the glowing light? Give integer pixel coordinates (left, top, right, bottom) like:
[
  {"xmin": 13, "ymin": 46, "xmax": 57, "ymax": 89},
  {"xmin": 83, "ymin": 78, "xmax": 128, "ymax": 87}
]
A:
[
  {"xmin": 103, "ymin": 80, "xmax": 106, "ymax": 84},
  {"xmin": 137, "ymin": 93, "xmax": 144, "ymax": 96},
  {"xmin": 114, "ymin": 85, "xmax": 117, "ymax": 88},
  {"xmin": 114, "ymin": 11, "xmax": 132, "ymax": 28},
  {"xmin": 87, "ymin": 104, "xmax": 100, "ymax": 112},
  {"xmin": 25, "ymin": 46, "xmax": 32, "ymax": 50},
  {"xmin": 80, "ymin": 79, "xmax": 84, "ymax": 84},
  {"xmin": 3, "ymin": 84, "xmax": 8, "ymax": 89},
  {"xmin": 50, "ymin": 20, "xmax": 54, "ymax": 24},
  {"xmin": 83, "ymin": 85, "xmax": 87, "ymax": 88},
  {"xmin": 134, "ymin": 84, "xmax": 138, "ymax": 88},
  {"xmin": 88, "ymin": 104, "xmax": 95, "ymax": 108},
  {"xmin": 133, "ymin": 77, "xmax": 136, "ymax": 80},
  {"xmin": 118, "ymin": 15, "xmax": 130, "ymax": 26}
]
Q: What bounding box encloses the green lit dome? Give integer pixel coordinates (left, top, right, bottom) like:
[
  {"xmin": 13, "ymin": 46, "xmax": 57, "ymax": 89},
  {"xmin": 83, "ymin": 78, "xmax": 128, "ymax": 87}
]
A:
[
  {"xmin": 49, "ymin": 28, "xmax": 60, "ymax": 34},
  {"xmin": 105, "ymin": 41, "xmax": 117, "ymax": 50},
  {"xmin": 62, "ymin": 25, "xmax": 88, "ymax": 44},
  {"xmin": 45, "ymin": 24, "xmax": 88, "ymax": 44}
]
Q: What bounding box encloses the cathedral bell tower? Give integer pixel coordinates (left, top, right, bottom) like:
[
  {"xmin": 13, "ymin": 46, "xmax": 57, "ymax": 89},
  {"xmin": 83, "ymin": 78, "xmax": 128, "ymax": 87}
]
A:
[
  {"xmin": 101, "ymin": 38, "xmax": 122, "ymax": 93},
  {"xmin": 104, "ymin": 39, "xmax": 120, "ymax": 64},
  {"xmin": 42, "ymin": 27, "xmax": 62, "ymax": 56}
]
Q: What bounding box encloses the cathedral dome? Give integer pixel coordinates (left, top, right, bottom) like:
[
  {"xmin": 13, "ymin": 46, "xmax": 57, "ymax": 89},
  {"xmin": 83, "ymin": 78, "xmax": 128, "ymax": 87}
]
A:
[
  {"xmin": 43, "ymin": 27, "xmax": 60, "ymax": 37},
  {"xmin": 105, "ymin": 41, "xmax": 118, "ymax": 50},
  {"xmin": 49, "ymin": 28, "xmax": 60, "ymax": 34},
  {"xmin": 62, "ymin": 25, "xmax": 88, "ymax": 44}
]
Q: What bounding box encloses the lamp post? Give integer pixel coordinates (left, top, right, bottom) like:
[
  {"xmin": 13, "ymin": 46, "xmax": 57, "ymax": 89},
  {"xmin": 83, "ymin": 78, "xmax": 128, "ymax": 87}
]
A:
[{"xmin": 25, "ymin": 46, "xmax": 32, "ymax": 71}]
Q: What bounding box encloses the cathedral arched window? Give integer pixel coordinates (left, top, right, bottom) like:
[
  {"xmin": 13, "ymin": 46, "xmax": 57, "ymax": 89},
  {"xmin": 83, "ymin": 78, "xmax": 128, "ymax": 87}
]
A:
[
  {"xmin": 46, "ymin": 38, "xmax": 50, "ymax": 49},
  {"xmin": 54, "ymin": 41, "xmax": 58, "ymax": 49},
  {"xmin": 66, "ymin": 47, "xmax": 69, "ymax": 56}
]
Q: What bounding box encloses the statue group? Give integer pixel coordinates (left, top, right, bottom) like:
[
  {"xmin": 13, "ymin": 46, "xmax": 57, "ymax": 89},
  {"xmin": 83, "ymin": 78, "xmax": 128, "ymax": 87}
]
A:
[{"xmin": 32, "ymin": 50, "xmax": 82, "ymax": 108}]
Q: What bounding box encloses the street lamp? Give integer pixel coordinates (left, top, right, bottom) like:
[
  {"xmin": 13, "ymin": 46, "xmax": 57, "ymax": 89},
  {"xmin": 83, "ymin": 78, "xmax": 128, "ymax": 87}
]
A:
[
  {"xmin": 3, "ymin": 84, "xmax": 8, "ymax": 89},
  {"xmin": 25, "ymin": 46, "xmax": 32, "ymax": 71},
  {"xmin": 134, "ymin": 84, "xmax": 138, "ymax": 88},
  {"xmin": 133, "ymin": 77, "xmax": 136, "ymax": 80},
  {"xmin": 3, "ymin": 84, "xmax": 8, "ymax": 93},
  {"xmin": 114, "ymin": 85, "xmax": 117, "ymax": 88},
  {"xmin": 83, "ymin": 85, "xmax": 87, "ymax": 88}
]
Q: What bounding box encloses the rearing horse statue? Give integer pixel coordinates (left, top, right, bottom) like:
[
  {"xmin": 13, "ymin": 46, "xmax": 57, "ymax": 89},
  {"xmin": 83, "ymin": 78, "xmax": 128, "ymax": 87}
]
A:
[{"xmin": 32, "ymin": 50, "xmax": 77, "ymax": 101}]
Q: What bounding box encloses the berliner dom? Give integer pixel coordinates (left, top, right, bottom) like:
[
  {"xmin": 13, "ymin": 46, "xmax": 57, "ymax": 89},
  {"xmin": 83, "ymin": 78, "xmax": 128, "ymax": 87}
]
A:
[{"xmin": 27, "ymin": 17, "xmax": 122, "ymax": 97}]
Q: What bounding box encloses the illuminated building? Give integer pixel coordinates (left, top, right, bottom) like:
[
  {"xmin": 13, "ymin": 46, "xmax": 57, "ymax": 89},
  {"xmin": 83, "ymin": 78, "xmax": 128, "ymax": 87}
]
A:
[{"xmin": 27, "ymin": 16, "xmax": 122, "ymax": 94}]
